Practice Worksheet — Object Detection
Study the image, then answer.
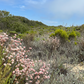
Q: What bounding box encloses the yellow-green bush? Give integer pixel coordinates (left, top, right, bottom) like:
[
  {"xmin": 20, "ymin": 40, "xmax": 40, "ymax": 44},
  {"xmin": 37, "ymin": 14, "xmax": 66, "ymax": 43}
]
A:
[
  {"xmin": 50, "ymin": 29, "xmax": 80, "ymax": 41},
  {"xmin": 49, "ymin": 33, "xmax": 55, "ymax": 37},
  {"xmin": 68, "ymin": 31, "xmax": 76, "ymax": 38},
  {"xmin": 50, "ymin": 29, "xmax": 68, "ymax": 40},
  {"xmin": 68, "ymin": 31, "xmax": 80, "ymax": 39},
  {"xmin": 74, "ymin": 42, "xmax": 77, "ymax": 45}
]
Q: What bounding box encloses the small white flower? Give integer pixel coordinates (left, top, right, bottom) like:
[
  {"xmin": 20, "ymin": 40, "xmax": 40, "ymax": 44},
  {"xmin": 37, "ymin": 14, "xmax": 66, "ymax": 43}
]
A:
[
  {"xmin": 4, "ymin": 63, "xmax": 6, "ymax": 66},
  {"xmin": 2, "ymin": 58, "xmax": 5, "ymax": 61}
]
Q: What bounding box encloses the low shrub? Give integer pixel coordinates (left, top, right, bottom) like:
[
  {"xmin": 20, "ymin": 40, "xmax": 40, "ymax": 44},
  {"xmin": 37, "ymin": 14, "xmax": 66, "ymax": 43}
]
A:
[
  {"xmin": 68, "ymin": 31, "xmax": 80, "ymax": 39},
  {"xmin": 0, "ymin": 33, "xmax": 50, "ymax": 84},
  {"xmin": 9, "ymin": 31, "xmax": 17, "ymax": 36},
  {"xmin": 54, "ymin": 29, "xmax": 68, "ymax": 40},
  {"xmin": 26, "ymin": 30, "xmax": 37, "ymax": 35},
  {"xmin": 41, "ymin": 37, "xmax": 60, "ymax": 54},
  {"xmin": 50, "ymin": 29, "xmax": 80, "ymax": 41},
  {"xmin": 22, "ymin": 34, "xmax": 34, "ymax": 49},
  {"xmin": 78, "ymin": 37, "xmax": 84, "ymax": 62},
  {"xmin": 50, "ymin": 29, "xmax": 68, "ymax": 44}
]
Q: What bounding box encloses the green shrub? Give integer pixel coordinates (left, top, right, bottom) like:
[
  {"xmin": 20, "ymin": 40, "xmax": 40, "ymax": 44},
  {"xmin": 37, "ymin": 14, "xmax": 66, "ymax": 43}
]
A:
[
  {"xmin": 18, "ymin": 34, "xmax": 23, "ymax": 38},
  {"xmin": 9, "ymin": 31, "xmax": 17, "ymax": 37},
  {"xmin": 26, "ymin": 30, "xmax": 37, "ymax": 35},
  {"xmin": 9, "ymin": 31, "xmax": 17, "ymax": 34},
  {"xmin": 11, "ymin": 22, "xmax": 27, "ymax": 33},
  {"xmin": 75, "ymin": 31, "xmax": 80, "ymax": 37},
  {"xmin": 68, "ymin": 31, "xmax": 80, "ymax": 39},
  {"xmin": 74, "ymin": 42, "xmax": 77, "ymax": 45},
  {"xmin": 49, "ymin": 33, "xmax": 55, "ymax": 37},
  {"xmin": 50, "ymin": 29, "xmax": 68, "ymax": 40},
  {"xmin": 68, "ymin": 31, "xmax": 76, "ymax": 38}
]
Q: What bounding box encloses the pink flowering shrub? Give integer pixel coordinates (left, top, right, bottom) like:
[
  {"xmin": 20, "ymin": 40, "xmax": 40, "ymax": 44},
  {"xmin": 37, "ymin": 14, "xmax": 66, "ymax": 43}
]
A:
[
  {"xmin": 0, "ymin": 33, "xmax": 50, "ymax": 84},
  {"xmin": 42, "ymin": 37, "xmax": 59, "ymax": 50},
  {"xmin": 41, "ymin": 37, "xmax": 60, "ymax": 57}
]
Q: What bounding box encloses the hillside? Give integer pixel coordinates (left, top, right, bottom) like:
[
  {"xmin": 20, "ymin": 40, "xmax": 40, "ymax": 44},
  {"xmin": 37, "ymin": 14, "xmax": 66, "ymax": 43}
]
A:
[{"xmin": 0, "ymin": 10, "xmax": 47, "ymax": 33}]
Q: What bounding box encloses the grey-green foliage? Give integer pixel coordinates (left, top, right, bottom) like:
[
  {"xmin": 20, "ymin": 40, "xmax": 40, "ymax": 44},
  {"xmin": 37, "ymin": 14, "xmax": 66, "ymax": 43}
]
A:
[
  {"xmin": 43, "ymin": 72, "xmax": 84, "ymax": 84},
  {"xmin": 9, "ymin": 74, "xmax": 16, "ymax": 84}
]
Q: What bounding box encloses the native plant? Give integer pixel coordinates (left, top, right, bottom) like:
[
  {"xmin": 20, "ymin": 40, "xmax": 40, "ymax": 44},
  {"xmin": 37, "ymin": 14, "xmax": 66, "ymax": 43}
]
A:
[{"xmin": 0, "ymin": 33, "xmax": 50, "ymax": 84}]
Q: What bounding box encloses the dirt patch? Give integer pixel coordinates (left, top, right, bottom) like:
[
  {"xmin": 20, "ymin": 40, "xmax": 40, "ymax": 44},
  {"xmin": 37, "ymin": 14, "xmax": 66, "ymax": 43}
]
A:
[{"xmin": 63, "ymin": 63, "xmax": 84, "ymax": 82}]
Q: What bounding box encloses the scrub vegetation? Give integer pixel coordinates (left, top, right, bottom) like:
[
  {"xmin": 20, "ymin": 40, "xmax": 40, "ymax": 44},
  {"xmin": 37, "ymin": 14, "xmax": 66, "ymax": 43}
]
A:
[{"xmin": 0, "ymin": 10, "xmax": 84, "ymax": 84}]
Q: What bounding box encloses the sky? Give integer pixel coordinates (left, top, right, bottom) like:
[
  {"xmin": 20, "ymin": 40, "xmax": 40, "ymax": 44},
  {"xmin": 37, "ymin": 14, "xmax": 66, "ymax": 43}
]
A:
[{"xmin": 0, "ymin": 0, "xmax": 84, "ymax": 27}]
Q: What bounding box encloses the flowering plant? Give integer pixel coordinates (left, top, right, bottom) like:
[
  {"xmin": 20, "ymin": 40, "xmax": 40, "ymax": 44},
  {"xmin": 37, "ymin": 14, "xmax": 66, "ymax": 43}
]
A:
[{"xmin": 0, "ymin": 33, "xmax": 50, "ymax": 84}]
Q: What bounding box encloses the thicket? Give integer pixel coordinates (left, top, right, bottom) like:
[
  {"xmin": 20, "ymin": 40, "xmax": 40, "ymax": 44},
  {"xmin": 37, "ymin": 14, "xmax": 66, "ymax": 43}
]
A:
[{"xmin": 50, "ymin": 29, "xmax": 80, "ymax": 41}]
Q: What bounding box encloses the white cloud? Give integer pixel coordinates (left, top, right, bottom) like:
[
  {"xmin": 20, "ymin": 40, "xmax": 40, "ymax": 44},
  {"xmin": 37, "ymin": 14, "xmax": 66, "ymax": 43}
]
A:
[
  {"xmin": 42, "ymin": 20, "xmax": 58, "ymax": 26},
  {"xmin": 46, "ymin": 0, "xmax": 84, "ymax": 19}
]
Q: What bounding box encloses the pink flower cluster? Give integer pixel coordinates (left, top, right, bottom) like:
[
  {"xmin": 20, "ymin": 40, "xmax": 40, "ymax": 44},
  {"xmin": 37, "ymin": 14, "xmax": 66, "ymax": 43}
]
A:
[
  {"xmin": 0, "ymin": 33, "xmax": 8, "ymax": 47},
  {"xmin": 0, "ymin": 33, "xmax": 50, "ymax": 84}
]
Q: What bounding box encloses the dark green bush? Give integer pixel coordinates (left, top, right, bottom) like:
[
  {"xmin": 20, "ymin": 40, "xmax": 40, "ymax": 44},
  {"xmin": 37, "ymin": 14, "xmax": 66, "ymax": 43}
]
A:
[{"xmin": 11, "ymin": 22, "xmax": 27, "ymax": 33}]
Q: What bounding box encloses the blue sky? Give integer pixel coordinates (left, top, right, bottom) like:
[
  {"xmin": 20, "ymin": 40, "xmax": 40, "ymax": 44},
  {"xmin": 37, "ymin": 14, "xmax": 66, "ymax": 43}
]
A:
[{"xmin": 0, "ymin": 0, "xmax": 84, "ymax": 27}]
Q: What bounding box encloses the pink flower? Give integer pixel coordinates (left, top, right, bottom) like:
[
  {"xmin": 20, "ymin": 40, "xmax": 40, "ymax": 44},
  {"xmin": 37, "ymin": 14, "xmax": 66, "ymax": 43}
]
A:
[
  {"xmin": 14, "ymin": 34, "xmax": 17, "ymax": 36},
  {"xmin": 25, "ymin": 83, "xmax": 28, "ymax": 84},
  {"xmin": 29, "ymin": 81, "xmax": 32, "ymax": 83},
  {"xmin": 36, "ymin": 80, "xmax": 40, "ymax": 84},
  {"xmin": 35, "ymin": 72, "xmax": 38, "ymax": 75},
  {"xmin": 25, "ymin": 55, "xmax": 27, "ymax": 58},
  {"xmin": 21, "ymin": 39, "xmax": 23, "ymax": 41},
  {"xmin": 39, "ymin": 71, "xmax": 43, "ymax": 74},
  {"xmin": 18, "ymin": 38, "xmax": 20, "ymax": 40},
  {"xmin": 29, "ymin": 47, "xmax": 32, "ymax": 50},
  {"xmin": 27, "ymin": 50, "xmax": 30, "ymax": 52},
  {"xmin": 3, "ymin": 33, "xmax": 6, "ymax": 35},
  {"xmin": 13, "ymin": 71, "xmax": 15, "ymax": 74},
  {"xmin": 23, "ymin": 46, "xmax": 25, "ymax": 49},
  {"xmin": 26, "ymin": 77, "xmax": 28, "ymax": 80},
  {"xmin": 7, "ymin": 63, "xmax": 11, "ymax": 66}
]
